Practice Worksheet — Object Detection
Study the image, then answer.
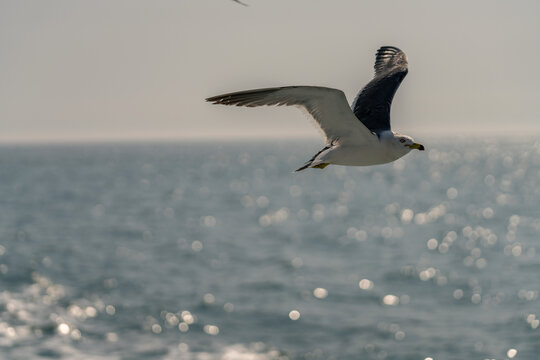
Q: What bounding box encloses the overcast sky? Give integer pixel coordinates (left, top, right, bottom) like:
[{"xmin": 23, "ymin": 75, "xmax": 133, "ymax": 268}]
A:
[{"xmin": 1, "ymin": 0, "xmax": 539, "ymax": 142}]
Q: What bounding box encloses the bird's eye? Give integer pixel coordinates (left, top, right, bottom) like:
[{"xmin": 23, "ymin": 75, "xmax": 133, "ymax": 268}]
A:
[{"xmin": 399, "ymin": 139, "xmax": 406, "ymax": 143}]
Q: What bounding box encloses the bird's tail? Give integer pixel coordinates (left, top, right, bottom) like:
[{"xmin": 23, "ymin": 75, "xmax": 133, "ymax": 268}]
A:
[
  {"xmin": 294, "ymin": 144, "xmax": 332, "ymax": 172},
  {"xmin": 294, "ymin": 162, "xmax": 312, "ymax": 172},
  {"xmin": 295, "ymin": 162, "xmax": 329, "ymax": 172}
]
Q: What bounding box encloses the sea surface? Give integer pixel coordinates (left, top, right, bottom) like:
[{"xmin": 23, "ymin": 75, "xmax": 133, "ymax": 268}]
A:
[{"xmin": 0, "ymin": 138, "xmax": 539, "ymax": 360}]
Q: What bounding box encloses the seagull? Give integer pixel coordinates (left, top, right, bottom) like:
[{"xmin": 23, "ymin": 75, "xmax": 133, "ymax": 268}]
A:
[
  {"xmin": 206, "ymin": 46, "xmax": 424, "ymax": 172},
  {"xmin": 231, "ymin": 0, "xmax": 248, "ymax": 6}
]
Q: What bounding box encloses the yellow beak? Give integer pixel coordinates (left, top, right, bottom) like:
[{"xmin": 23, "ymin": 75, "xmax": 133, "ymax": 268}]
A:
[{"xmin": 408, "ymin": 143, "xmax": 425, "ymax": 151}]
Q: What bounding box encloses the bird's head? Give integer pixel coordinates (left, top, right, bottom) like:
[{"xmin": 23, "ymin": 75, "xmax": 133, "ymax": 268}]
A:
[{"xmin": 395, "ymin": 134, "xmax": 425, "ymax": 151}]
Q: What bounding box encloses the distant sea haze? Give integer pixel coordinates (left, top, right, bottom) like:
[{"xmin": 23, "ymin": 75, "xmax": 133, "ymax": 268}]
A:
[{"xmin": 0, "ymin": 138, "xmax": 538, "ymax": 359}]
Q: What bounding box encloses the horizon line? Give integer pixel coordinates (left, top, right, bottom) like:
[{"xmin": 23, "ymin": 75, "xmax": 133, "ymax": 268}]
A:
[{"xmin": 1, "ymin": 129, "xmax": 539, "ymax": 146}]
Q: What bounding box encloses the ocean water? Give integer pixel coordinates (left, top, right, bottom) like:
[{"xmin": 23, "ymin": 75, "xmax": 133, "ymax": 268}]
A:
[{"xmin": 0, "ymin": 138, "xmax": 539, "ymax": 360}]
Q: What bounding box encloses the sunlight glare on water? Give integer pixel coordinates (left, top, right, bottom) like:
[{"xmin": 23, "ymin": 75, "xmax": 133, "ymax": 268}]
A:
[{"xmin": 0, "ymin": 139, "xmax": 538, "ymax": 359}]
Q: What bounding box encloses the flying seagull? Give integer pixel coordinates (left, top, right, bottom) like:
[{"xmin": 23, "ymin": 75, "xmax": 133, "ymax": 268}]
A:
[
  {"xmin": 206, "ymin": 46, "xmax": 424, "ymax": 172},
  {"xmin": 231, "ymin": 0, "xmax": 248, "ymax": 6}
]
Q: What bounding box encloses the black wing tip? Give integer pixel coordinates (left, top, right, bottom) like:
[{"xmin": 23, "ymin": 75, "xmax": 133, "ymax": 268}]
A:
[
  {"xmin": 377, "ymin": 46, "xmax": 403, "ymax": 53},
  {"xmin": 205, "ymin": 92, "xmax": 246, "ymax": 105},
  {"xmin": 373, "ymin": 45, "xmax": 408, "ymax": 77},
  {"xmin": 205, "ymin": 96, "xmax": 228, "ymax": 105},
  {"xmin": 205, "ymin": 87, "xmax": 283, "ymax": 105},
  {"xmin": 205, "ymin": 95, "xmax": 223, "ymax": 103}
]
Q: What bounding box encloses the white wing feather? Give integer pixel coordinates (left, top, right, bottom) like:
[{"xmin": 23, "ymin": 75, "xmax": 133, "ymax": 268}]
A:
[{"xmin": 206, "ymin": 86, "xmax": 375, "ymax": 144}]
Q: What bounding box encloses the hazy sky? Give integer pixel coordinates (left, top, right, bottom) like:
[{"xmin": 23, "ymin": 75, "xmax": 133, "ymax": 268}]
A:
[{"xmin": 1, "ymin": 0, "xmax": 539, "ymax": 142}]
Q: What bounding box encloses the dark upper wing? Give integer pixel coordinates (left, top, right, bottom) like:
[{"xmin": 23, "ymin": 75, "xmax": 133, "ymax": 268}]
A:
[{"xmin": 352, "ymin": 46, "xmax": 408, "ymax": 132}]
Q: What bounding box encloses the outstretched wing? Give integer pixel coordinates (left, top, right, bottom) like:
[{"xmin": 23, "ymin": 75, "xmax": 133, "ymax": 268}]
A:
[
  {"xmin": 352, "ymin": 46, "xmax": 408, "ymax": 133},
  {"xmin": 206, "ymin": 86, "xmax": 375, "ymax": 143}
]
